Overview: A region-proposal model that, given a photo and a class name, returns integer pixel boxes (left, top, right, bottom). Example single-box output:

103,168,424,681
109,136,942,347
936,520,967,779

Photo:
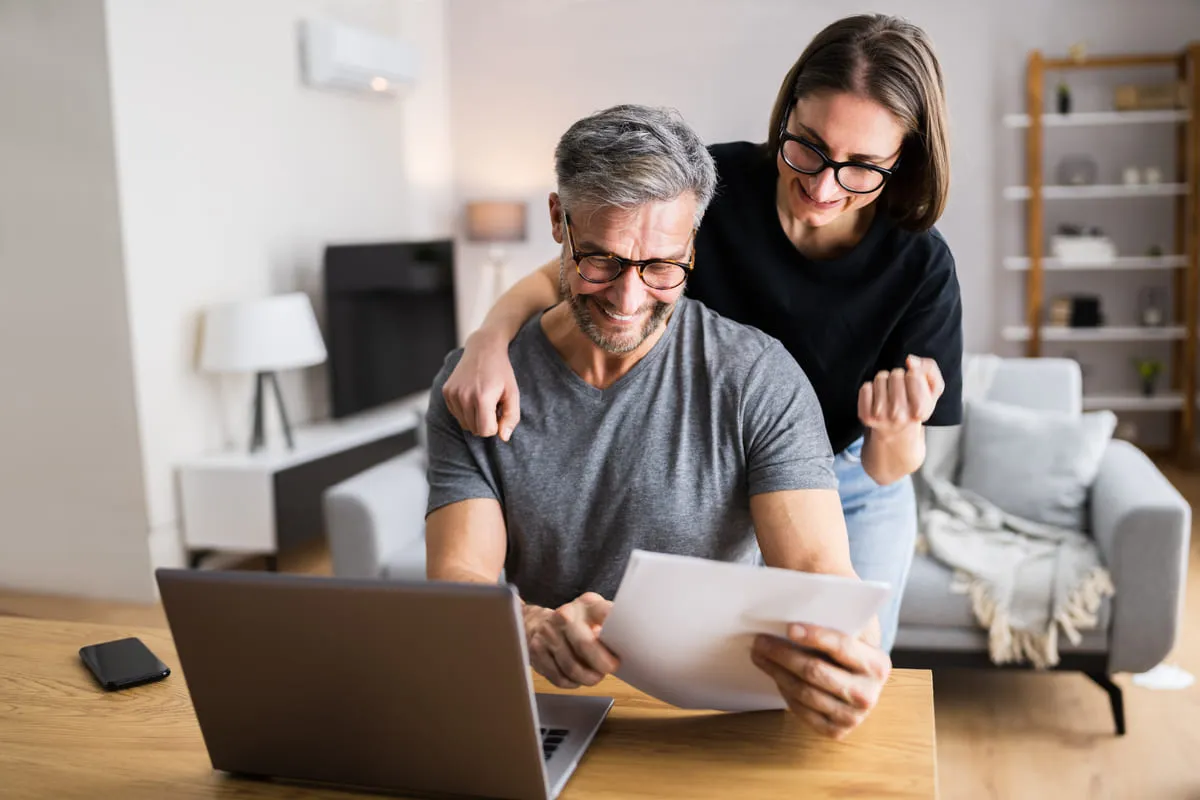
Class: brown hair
766,14,950,231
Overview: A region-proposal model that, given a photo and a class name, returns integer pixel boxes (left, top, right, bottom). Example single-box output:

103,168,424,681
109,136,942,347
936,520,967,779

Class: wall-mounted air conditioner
298,18,418,96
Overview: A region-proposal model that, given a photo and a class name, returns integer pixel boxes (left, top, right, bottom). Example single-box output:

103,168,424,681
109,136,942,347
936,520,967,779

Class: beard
559,258,674,355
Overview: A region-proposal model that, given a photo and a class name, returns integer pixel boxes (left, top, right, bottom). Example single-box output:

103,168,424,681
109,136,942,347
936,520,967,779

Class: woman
441,13,963,653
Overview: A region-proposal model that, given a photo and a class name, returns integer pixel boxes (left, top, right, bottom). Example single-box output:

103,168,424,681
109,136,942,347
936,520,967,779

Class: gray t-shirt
425,297,835,609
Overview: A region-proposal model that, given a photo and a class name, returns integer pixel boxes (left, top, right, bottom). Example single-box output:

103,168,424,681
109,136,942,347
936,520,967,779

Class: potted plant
1133,357,1163,396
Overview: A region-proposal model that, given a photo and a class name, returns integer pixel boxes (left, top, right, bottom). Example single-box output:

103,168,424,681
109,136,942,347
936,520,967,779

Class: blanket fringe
952,567,1115,669
1055,567,1116,646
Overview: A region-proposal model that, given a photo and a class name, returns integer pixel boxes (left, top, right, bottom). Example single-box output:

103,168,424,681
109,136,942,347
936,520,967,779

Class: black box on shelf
1069,295,1102,327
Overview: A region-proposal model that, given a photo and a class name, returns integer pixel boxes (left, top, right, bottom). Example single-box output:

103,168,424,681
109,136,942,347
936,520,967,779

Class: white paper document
598,550,891,712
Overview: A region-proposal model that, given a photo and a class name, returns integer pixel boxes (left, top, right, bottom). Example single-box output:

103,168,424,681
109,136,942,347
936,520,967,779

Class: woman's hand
442,330,522,441
857,355,944,436
752,623,891,740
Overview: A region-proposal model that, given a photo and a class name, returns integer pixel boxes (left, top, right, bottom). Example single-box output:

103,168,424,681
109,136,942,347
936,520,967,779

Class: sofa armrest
323,448,429,580
1090,440,1191,673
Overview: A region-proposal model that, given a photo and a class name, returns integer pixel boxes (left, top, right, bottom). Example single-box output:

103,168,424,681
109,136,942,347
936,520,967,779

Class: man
425,105,890,740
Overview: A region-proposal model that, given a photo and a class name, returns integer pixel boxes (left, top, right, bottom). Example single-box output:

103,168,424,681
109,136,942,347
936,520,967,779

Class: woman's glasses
778,118,899,194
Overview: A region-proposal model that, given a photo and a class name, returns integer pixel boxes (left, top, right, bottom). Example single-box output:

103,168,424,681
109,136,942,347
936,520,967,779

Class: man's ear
548,193,564,244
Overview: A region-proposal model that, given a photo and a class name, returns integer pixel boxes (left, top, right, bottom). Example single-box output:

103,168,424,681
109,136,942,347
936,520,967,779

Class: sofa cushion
898,552,1112,631
958,399,1116,531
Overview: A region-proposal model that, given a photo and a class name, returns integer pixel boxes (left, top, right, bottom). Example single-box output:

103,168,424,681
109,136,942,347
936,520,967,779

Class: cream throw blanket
914,354,1115,668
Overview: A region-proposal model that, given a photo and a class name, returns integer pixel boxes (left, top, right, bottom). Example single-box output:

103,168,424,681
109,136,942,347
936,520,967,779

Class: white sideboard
178,392,429,568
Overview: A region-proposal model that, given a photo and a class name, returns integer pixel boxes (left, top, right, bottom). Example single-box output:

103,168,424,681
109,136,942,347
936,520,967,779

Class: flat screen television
323,239,458,419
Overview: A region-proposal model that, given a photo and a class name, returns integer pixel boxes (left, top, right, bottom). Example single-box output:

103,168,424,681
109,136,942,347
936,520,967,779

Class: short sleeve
424,351,503,516
741,341,838,495
886,241,964,426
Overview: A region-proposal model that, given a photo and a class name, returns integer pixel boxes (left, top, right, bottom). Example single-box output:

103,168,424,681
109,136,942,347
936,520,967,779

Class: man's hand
442,330,521,441
751,623,891,740
857,355,945,437
524,593,620,689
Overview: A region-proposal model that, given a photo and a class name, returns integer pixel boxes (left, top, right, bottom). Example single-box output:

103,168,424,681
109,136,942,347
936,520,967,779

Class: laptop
155,569,613,800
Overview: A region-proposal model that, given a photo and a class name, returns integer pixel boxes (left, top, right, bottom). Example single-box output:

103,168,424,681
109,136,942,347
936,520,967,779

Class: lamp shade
464,200,527,243
200,292,327,373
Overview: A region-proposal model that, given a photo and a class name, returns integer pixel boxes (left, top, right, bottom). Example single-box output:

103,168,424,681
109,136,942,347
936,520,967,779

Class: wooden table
0,616,937,799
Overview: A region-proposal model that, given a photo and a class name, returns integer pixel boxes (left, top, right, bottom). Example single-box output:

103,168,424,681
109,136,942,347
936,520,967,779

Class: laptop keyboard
540,727,569,761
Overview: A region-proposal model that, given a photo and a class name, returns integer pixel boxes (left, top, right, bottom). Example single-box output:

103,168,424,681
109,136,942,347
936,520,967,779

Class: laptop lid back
156,569,549,800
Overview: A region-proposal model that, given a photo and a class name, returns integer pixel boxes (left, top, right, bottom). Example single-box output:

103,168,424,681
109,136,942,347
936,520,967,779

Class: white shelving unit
1082,393,1186,412
1001,46,1199,460
1001,325,1187,343
1003,109,1191,128
1002,183,1188,200
1003,255,1187,271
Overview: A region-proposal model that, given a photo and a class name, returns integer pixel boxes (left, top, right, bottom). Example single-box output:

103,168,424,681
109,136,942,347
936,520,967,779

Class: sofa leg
1084,672,1126,736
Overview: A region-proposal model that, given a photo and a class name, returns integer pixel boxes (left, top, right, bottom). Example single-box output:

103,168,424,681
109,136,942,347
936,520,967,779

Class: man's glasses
778,118,899,194
563,214,695,291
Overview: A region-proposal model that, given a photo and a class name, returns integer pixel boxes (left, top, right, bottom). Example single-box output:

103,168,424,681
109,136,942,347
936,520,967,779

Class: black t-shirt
690,141,964,455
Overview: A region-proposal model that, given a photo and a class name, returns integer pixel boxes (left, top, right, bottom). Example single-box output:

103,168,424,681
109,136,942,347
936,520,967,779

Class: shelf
1001,325,1186,342
177,390,430,471
1003,183,1188,200
1003,110,1191,128
1083,393,1184,412
1006,46,1198,462
1003,255,1188,271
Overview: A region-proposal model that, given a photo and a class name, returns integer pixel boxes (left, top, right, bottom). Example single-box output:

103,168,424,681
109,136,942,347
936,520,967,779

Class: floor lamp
465,200,527,328
200,292,328,453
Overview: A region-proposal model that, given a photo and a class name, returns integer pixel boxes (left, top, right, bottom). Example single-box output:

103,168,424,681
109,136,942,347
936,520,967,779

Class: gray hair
554,105,717,227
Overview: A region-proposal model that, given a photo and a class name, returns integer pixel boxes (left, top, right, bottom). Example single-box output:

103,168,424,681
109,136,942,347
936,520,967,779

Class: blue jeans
836,437,916,654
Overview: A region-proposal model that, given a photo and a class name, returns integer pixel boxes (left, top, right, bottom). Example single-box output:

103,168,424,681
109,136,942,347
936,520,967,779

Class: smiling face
776,91,906,229
549,193,695,355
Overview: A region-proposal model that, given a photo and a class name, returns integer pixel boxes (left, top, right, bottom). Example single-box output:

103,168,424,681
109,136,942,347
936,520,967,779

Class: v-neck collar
530,299,689,401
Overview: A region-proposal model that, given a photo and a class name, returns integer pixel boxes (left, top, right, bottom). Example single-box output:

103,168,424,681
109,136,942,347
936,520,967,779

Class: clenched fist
857,355,945,436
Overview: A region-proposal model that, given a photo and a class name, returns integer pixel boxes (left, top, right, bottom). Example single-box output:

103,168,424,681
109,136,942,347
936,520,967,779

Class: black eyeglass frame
562,213,696,290
777,108,900,195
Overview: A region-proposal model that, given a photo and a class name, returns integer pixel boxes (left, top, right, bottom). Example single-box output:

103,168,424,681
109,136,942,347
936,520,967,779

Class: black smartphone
79,637,171,691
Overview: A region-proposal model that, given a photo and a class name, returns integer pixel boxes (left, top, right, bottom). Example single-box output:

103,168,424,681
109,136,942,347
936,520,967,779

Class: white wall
446,0,1200,365
0,1,154,601
446,0,995,350
104,0,455,567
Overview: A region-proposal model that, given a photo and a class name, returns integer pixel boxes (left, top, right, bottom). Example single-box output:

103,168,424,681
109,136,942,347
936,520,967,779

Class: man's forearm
424,499,508,585
429,561,549,629
861,424,926,485
748,489,882,649
427,563,499,585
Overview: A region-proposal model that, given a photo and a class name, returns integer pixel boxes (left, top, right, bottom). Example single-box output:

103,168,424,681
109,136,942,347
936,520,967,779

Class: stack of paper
598,550,891,712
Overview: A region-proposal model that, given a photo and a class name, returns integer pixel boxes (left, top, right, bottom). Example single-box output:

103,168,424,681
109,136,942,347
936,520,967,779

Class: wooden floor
2,475,1199,800
935,461,1200,800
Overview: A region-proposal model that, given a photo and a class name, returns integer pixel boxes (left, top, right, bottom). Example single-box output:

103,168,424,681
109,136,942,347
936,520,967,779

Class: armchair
892,357,1191,735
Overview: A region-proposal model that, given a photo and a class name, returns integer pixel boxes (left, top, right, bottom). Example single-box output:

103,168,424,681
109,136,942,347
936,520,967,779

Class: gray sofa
323,357,1191,734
